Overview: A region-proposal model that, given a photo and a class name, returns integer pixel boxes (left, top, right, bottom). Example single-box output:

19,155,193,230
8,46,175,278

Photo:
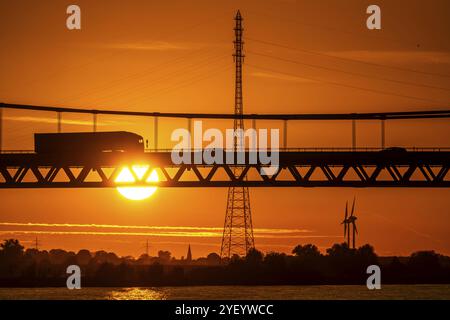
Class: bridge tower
220,11,255,258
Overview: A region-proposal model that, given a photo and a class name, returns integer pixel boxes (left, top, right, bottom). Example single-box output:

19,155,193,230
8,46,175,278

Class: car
380,147,408,153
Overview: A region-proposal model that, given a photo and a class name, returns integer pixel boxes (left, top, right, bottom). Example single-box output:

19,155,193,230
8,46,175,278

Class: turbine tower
220,10,255,258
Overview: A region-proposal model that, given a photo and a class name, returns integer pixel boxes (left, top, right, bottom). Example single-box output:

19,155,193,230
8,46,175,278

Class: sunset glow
0,0,449,259
115,165,159,200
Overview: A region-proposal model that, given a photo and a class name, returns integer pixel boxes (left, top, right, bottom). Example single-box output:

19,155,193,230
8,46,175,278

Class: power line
248,50,450,92
62,48,230,105
244,8,421,49
245,37,450,79
60,49,208,104
87,53,229,106
246,63,447,105
127,64,232,105
122,57,231,104
15,10,235,91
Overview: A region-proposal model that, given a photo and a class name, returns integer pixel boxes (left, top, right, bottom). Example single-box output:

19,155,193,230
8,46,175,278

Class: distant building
186,244,192,262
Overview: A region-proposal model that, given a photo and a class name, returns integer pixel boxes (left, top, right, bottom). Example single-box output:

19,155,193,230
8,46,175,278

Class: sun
115,165,159,200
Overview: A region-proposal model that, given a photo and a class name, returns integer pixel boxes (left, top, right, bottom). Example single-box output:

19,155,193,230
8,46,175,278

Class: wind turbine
341,201,350,246
348,198,358,249
341,198,358,249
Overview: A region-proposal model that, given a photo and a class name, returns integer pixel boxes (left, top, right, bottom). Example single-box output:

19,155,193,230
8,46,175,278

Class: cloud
0,222,332,239
0,222,312,233
250,71,317,83
0,230,340,240
0,230,221,238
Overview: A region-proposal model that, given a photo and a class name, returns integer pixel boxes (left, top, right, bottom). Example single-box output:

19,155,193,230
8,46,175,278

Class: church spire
186,244,192,262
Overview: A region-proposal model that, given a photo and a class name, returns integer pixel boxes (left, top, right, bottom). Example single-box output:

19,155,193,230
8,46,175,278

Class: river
0,285,449,300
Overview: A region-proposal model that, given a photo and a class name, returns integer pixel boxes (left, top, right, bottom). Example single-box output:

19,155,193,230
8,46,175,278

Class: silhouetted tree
0,239,449,287
206,253,221,265
264,252,287,283
385,257,407,283
0,239,25,278
408,250,442,282
76,249,92,265
49,249,69,265
95,262,116,285
0,239,24,258
158,250,171,263
145,262,164,285
325,243,359,282
245,248,263,265
355,244,378,267
292,244,321,259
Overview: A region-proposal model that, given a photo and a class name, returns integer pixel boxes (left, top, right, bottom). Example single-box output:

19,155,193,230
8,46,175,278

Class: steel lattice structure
0,150,449,188
220,11,255,259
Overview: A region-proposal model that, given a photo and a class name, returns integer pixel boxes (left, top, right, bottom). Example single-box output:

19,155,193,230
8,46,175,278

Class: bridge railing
1,103,449,152
1,147,450,154
144,147,450,152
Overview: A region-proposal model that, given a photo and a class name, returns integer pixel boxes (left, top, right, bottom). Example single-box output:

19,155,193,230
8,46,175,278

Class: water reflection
0,285,449,300
109,288,167,300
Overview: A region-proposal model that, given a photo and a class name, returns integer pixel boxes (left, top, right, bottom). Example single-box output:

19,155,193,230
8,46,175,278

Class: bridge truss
0,150,449,188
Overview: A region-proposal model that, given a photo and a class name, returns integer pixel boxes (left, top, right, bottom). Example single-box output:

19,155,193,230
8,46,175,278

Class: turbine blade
351,197,356,217
353,222,358,234
345,201,348,220
344,223,347,237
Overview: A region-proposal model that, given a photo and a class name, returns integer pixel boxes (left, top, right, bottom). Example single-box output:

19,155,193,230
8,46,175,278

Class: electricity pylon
220,10,255,258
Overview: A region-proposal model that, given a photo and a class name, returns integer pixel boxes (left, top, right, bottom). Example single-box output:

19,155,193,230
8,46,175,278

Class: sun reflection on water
109,288,167,300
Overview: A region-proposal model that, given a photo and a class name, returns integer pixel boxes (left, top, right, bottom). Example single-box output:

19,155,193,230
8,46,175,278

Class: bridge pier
352,119,356,150
188,118,192,133
154,116,159,150
187,118,193,150
283,119,288,149
93,113,97,132
57,112,62,133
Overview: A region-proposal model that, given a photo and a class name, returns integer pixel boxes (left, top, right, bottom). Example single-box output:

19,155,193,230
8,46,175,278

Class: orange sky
0,0,449,258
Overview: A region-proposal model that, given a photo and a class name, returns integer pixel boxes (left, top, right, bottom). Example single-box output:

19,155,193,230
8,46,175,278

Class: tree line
0,239,449,286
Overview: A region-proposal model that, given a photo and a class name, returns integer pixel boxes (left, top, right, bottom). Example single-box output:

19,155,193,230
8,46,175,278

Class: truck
34,131,145,154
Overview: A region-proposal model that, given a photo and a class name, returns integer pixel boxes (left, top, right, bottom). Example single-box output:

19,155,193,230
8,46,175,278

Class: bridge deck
0,151,449,188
